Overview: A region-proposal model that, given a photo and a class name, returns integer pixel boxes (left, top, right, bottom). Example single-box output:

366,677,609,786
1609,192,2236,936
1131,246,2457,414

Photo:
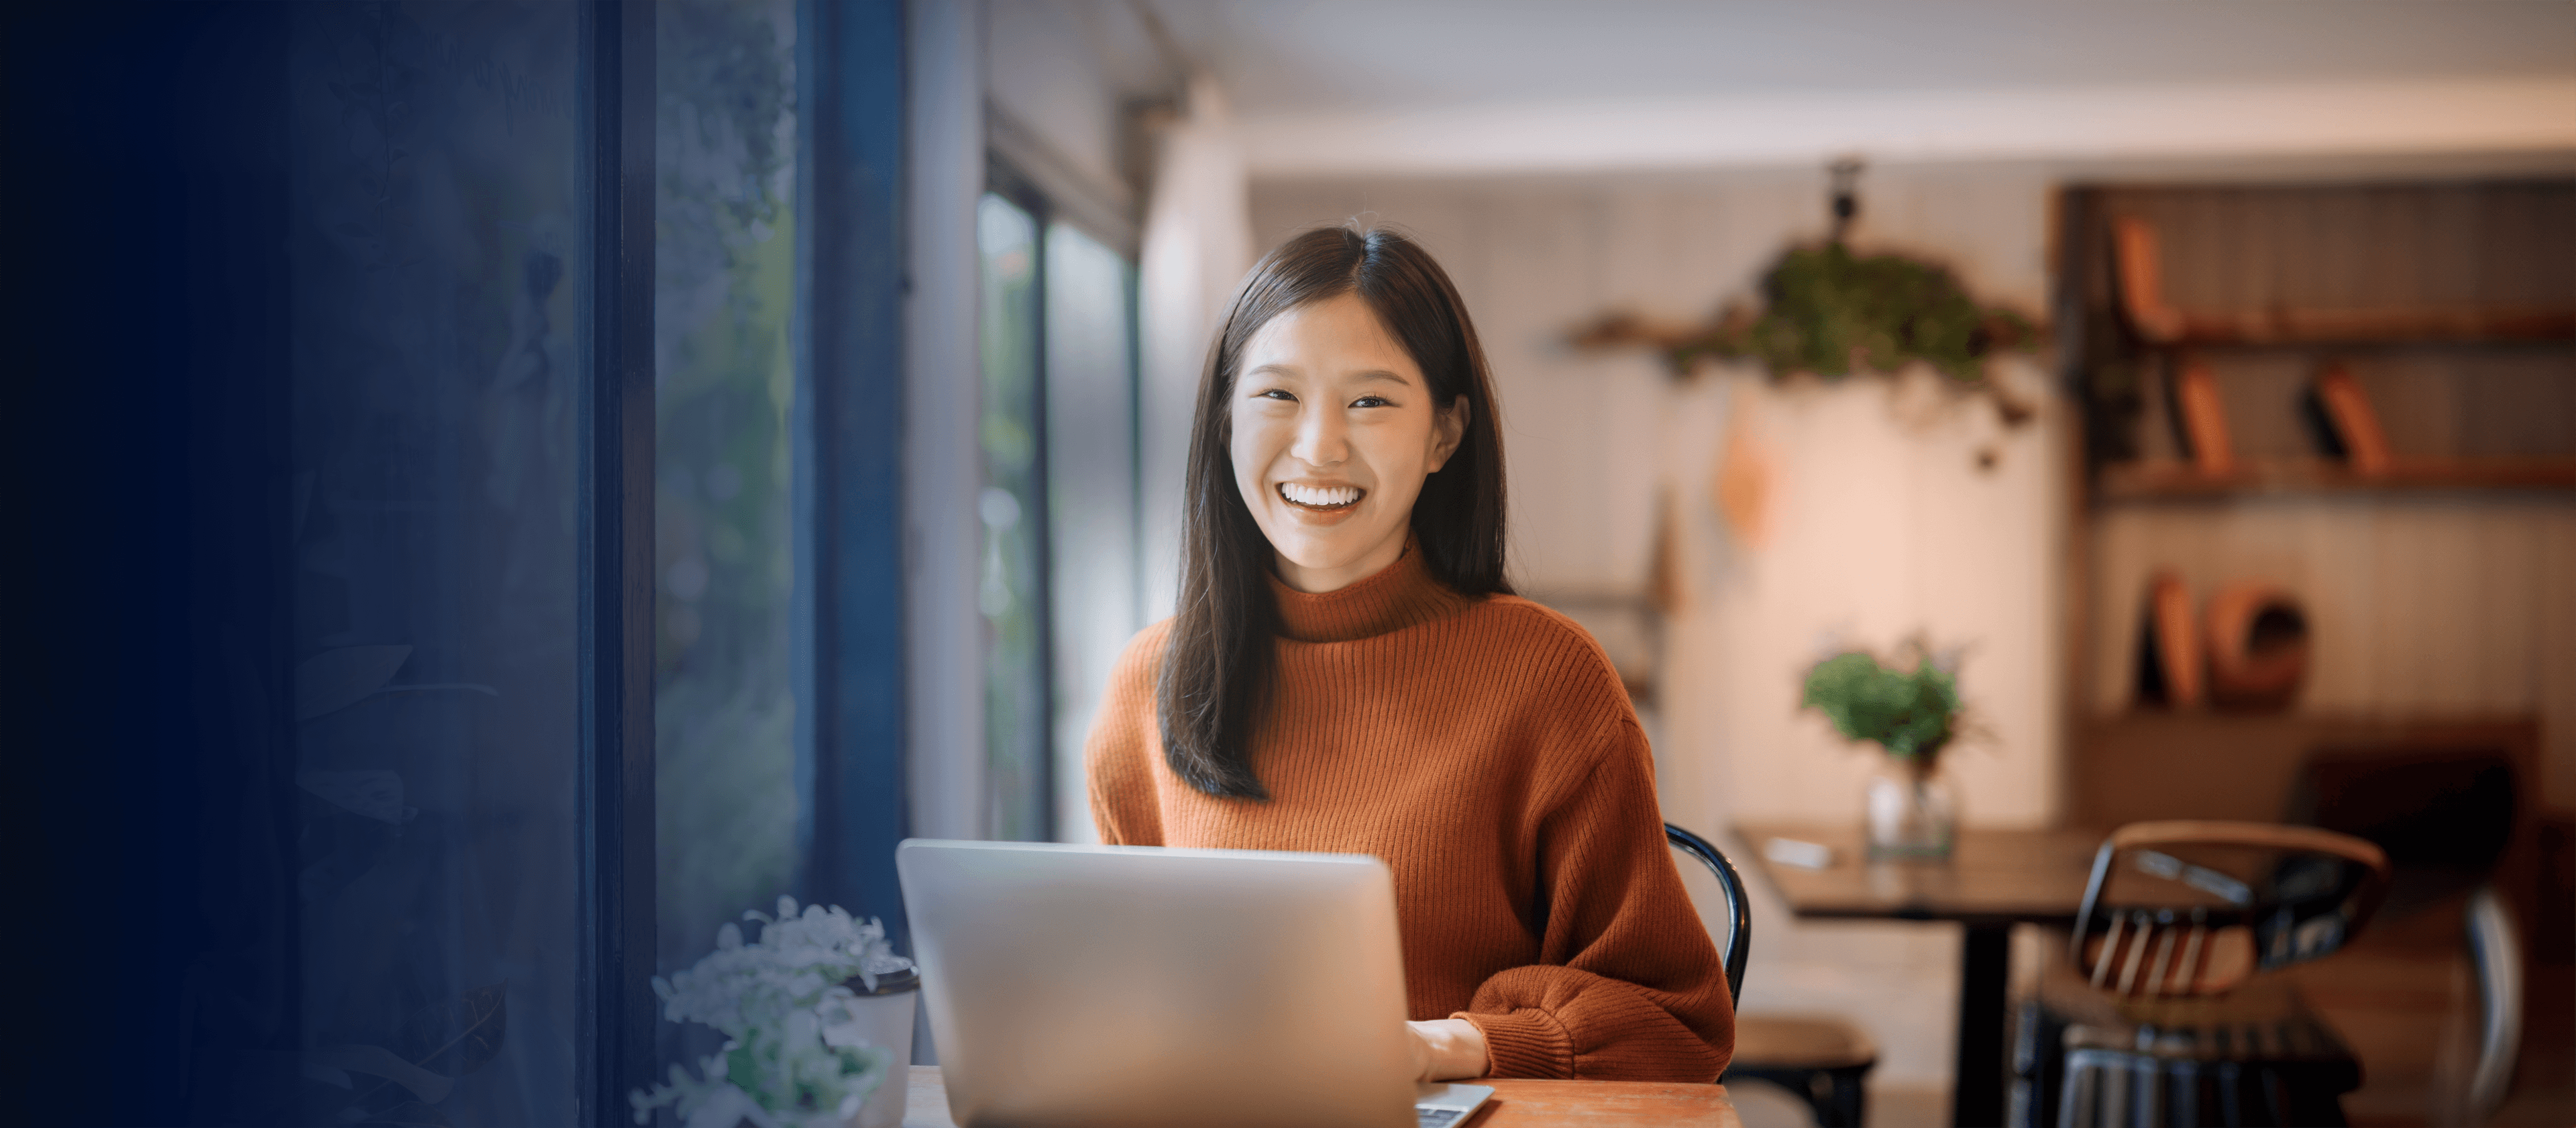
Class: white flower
631,896,911,1127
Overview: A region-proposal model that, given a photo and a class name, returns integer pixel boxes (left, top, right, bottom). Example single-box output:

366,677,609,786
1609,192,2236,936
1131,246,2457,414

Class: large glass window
977,184,1143,845
976,193,1051,841
1044,224,1141,843
651,0,802,1088
284,4,585,1122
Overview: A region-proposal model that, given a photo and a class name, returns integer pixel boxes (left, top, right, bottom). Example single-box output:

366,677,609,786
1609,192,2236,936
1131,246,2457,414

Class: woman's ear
1427,395,1470,472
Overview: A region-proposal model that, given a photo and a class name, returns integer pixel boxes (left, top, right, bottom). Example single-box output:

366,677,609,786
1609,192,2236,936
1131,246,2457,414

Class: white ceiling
1153,1,2576,114
1126,1,2576,173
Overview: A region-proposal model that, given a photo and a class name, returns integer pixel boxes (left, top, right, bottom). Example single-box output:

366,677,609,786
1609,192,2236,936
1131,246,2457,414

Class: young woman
1085,225,1733,1083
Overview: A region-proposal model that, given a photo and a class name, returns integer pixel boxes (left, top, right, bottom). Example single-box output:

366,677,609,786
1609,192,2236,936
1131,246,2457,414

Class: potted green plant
631,898,916,1128
1801,644,1965,860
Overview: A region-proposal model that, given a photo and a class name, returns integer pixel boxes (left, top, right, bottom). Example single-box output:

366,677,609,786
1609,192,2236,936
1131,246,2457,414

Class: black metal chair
1665,823,1750,1002
2029,821,2392,1128
1667,824,1876,1128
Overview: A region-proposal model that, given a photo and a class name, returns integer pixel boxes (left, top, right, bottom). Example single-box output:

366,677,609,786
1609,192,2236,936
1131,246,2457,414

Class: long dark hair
1158,224,1512,799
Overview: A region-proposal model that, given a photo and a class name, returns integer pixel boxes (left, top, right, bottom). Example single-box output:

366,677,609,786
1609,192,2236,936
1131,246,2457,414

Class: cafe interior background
1044,5,2575,1125
11,1,2572,1126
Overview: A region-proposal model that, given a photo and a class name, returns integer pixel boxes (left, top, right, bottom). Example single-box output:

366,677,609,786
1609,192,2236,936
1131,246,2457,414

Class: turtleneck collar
1269,538,1474,643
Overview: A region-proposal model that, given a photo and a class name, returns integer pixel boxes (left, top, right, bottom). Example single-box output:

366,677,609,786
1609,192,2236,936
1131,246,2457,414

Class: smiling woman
1232,292,1469,593
1160,226,1509,800
1085,224,1735,1086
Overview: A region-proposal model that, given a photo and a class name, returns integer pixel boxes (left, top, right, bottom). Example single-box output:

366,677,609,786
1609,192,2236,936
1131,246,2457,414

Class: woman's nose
1289,405,1348,467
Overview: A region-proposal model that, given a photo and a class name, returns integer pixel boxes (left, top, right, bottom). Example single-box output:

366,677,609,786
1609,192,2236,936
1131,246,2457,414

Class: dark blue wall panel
4,6,294,1124
798,0,914,948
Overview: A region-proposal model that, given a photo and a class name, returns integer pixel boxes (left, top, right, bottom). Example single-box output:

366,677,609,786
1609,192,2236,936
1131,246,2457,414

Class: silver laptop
897,839,1494,1128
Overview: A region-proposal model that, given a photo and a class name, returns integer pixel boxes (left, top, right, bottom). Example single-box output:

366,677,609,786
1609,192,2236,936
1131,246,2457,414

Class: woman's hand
1405,1018,1490,1082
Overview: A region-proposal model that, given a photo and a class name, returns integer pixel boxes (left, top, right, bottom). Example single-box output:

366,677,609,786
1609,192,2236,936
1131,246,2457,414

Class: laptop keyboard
1415,1108,1466,1127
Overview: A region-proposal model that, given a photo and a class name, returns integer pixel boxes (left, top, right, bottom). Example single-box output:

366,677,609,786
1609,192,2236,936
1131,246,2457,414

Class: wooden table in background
901,1065,1743,1127
1732,822,2106,1128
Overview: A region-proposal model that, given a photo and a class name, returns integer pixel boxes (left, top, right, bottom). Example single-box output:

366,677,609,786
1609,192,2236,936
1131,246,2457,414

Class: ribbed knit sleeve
1453,720,1735,1082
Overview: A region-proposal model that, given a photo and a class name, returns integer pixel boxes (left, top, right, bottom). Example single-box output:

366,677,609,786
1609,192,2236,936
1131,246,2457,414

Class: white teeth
1280,482,1360,507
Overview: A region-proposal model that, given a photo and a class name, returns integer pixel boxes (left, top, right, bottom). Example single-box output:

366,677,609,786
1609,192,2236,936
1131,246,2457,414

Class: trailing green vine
1574,158,2044,443
1579,242,2037,389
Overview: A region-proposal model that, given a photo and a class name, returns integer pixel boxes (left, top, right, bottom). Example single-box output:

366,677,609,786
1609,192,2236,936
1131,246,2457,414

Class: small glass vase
1864,757,1956,860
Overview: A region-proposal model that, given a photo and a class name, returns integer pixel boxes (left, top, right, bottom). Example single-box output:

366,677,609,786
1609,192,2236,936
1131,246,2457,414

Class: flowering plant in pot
1801,642,1966,860
631,897,916,1128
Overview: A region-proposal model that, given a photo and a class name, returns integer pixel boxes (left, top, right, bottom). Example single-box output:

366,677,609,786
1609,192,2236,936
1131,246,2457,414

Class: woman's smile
1277,481,1365,516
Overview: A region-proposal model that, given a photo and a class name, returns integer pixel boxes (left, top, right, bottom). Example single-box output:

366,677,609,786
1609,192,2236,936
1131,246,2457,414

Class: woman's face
1230,292,1466,594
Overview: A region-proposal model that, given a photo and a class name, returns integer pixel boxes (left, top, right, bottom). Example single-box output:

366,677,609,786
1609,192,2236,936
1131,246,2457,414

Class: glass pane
285,4,583,1123
1043,223,1140,843
977,193,1049,841
652,0,801,1082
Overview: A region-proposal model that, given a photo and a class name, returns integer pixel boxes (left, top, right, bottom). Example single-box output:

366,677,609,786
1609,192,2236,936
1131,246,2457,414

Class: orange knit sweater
1084,546,1735,1082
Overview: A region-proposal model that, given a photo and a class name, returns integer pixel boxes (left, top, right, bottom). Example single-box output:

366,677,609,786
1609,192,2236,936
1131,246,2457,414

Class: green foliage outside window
654,0,800,978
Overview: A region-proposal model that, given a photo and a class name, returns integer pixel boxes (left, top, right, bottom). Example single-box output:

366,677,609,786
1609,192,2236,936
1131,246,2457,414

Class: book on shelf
2111,215,2187,344
2106,213,2575,346
2167,357,2235,476
2304,362,2393,476
2137,570,2203,709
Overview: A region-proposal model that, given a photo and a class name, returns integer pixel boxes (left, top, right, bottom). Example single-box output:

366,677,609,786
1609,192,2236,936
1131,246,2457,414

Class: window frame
578,0,661,1117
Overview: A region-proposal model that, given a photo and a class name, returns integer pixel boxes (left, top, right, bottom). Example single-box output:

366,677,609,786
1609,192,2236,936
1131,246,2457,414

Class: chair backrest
2070,820,2390,999
1664,823,1749,1004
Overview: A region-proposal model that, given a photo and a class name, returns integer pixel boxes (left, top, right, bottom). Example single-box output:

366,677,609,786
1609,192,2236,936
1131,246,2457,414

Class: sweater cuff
1454,1009,1572,1080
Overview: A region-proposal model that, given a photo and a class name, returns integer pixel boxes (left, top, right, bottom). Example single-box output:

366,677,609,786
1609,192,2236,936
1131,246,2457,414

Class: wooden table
1733,823,2106,1128
900,1065,1742,1127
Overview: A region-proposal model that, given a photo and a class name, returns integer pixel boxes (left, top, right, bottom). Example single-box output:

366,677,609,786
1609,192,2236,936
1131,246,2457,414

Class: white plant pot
845,984,916,1128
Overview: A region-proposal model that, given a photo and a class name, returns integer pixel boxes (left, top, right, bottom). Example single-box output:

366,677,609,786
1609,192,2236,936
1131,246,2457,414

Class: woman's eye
1254,389,1295,401
1350,395,1391,409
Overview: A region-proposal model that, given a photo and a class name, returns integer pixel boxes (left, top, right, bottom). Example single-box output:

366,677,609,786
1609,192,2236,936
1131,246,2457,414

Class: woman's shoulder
1109,618,1175,693
1087,621,1174,773
1457,593,1635,712
1432,595,1646,789
1466,593,1612,655
1471,592,1584,632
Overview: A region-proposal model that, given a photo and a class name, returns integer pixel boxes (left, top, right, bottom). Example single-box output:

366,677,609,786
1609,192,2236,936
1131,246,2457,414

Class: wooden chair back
2069,820,2390,999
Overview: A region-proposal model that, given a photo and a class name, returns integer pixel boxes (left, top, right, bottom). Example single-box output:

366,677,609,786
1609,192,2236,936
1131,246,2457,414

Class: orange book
2310,363,2392,476
2171,358,2234,476
2112,216,2188,343
2140,570,2203,709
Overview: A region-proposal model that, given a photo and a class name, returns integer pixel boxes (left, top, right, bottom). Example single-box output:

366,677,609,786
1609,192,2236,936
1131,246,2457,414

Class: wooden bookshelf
2063,181,2576,1127
2096,455,2576,502
2132,316,2576,348
2111,215,2576,349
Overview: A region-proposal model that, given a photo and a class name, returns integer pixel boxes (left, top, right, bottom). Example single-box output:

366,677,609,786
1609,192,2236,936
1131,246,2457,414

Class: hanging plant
1576,244,2037,409
1572,162,2042,429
